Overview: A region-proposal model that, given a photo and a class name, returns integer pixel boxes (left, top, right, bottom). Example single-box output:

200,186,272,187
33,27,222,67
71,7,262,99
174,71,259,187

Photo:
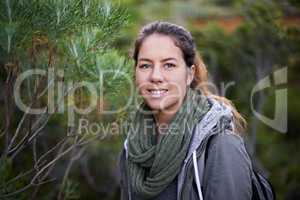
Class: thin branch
0,169,34,189
34,138,67,170
8,86,73,159
0,177,56,198
0,184,32,198
7,78,55,152
57,146,86,200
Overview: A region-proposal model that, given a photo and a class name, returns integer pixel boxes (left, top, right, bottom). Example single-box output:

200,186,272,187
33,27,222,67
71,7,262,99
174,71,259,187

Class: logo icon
250,67,287,133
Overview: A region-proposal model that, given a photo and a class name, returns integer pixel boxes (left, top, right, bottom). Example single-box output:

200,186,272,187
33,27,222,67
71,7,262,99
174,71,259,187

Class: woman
118,21,252,200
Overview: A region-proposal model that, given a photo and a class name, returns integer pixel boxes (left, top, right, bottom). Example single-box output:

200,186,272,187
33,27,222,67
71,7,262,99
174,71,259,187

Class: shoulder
209,131,244,149
188,96,238,157
199,96,236,133
202,131,253,199
206,130,252,168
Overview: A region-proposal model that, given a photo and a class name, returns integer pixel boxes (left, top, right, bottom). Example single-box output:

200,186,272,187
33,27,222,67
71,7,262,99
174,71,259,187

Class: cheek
168,73,189,90
134,70,143,86
135,72,148,93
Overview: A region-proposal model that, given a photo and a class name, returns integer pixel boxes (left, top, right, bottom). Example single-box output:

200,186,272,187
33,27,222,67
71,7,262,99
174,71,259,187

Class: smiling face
135,33,195,113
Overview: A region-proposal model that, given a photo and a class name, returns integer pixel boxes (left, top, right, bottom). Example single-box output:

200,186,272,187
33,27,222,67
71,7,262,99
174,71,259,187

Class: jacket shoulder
202,131,253,199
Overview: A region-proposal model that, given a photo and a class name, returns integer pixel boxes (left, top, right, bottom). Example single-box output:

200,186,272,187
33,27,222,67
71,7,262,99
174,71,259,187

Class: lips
147,89,168,98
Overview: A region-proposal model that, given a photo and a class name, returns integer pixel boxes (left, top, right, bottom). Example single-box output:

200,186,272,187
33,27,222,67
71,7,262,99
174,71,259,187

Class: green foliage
60,179,81,200
0,0,131,199
0,157,12,183
0,0,128,53
0,157,27,199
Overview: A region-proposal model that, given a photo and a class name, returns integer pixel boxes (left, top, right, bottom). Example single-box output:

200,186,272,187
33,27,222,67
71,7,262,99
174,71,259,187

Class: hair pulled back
132,21,247,134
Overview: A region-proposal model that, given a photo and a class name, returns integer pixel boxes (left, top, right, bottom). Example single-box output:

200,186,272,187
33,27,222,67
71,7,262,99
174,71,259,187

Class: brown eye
164,63,176,69
139,64,151,69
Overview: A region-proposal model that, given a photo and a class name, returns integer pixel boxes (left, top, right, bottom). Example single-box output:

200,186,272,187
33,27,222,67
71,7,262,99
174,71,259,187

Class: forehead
138,34,183,61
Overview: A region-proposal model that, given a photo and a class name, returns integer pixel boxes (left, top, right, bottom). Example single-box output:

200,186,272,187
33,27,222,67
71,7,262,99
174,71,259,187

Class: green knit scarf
126,88,211,199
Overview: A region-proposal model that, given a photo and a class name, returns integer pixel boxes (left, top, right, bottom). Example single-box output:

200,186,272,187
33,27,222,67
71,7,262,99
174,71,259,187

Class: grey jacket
117,97,253,200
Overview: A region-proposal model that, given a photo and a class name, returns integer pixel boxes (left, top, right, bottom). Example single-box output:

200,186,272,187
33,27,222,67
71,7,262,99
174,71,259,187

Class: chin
144,99,162,111
144,98,179,112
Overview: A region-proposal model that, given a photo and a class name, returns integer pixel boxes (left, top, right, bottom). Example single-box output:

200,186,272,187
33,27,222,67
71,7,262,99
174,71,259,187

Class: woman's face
135,34,194,113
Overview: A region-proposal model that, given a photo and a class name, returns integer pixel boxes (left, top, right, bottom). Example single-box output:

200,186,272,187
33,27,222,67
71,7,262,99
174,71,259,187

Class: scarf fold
126,88,210,199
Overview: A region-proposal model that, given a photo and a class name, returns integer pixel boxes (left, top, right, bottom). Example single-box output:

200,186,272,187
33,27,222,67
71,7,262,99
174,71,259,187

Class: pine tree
0,0,131,199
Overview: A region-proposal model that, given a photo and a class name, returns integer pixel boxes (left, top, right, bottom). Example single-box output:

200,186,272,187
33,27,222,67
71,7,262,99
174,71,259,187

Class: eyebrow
138,57,177,62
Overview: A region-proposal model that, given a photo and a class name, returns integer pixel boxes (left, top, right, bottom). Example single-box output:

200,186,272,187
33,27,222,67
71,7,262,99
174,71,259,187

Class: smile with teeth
147,89,168,97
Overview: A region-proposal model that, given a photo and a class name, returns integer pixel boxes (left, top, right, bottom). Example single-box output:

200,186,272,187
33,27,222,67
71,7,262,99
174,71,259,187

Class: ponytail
191,52,247,134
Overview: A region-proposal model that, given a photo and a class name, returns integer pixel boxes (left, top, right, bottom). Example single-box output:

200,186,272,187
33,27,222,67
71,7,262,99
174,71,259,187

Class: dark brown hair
132,21,247,134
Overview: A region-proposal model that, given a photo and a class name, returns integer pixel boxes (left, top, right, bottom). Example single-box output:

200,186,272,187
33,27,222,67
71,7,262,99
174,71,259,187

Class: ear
187,65,195,86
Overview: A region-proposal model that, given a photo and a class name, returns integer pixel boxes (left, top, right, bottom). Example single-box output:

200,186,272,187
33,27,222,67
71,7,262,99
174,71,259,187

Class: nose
150,65,163,83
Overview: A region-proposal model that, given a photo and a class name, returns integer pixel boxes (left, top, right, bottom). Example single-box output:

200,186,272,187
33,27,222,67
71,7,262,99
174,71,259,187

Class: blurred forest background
0,0,299,199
